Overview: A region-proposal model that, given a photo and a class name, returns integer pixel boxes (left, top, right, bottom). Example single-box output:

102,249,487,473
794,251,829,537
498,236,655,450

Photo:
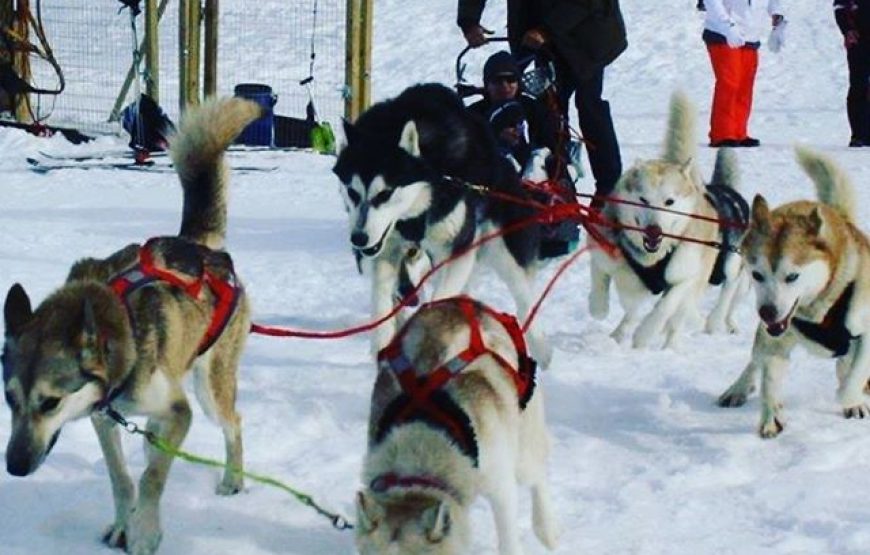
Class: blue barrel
234,83,278,146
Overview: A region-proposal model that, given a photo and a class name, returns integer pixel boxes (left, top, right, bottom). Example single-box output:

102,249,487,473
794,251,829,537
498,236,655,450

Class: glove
725,24,744,48
768,19,787,53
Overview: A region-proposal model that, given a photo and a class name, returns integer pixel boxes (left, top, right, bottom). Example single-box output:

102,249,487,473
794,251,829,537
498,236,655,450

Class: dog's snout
6,444,34,477
758,304,777,324
351,231,369,248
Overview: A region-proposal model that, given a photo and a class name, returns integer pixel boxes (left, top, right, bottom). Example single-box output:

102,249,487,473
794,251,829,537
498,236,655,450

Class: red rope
522,244,590,333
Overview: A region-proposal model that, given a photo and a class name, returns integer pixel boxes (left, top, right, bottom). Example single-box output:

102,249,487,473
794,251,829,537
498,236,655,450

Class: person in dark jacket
467,51,559,169
835,0,870,147
458,0,627,206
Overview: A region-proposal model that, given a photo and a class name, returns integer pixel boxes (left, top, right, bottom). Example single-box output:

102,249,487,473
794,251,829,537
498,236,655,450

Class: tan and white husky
718,146,870,438
2,97,259,554
355,297,558,555
589,92,748,348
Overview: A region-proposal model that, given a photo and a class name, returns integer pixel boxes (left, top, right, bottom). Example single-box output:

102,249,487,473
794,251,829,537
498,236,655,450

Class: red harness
374,296,537,466
108,237,242,356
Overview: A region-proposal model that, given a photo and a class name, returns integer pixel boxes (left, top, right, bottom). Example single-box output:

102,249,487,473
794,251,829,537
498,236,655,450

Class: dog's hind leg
92,413,136,549
195,332,247,495
517,392,559,550
837,339,870,418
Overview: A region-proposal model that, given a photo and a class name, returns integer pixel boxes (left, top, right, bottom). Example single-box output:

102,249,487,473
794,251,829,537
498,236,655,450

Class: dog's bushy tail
662,91,697,166
170,97,261,249
795,145,856,223
709,147,739,189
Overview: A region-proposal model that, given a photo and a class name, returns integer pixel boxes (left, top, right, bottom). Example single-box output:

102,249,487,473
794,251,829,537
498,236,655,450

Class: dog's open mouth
642,225,663,253
764,301,798,337
354,223,394,258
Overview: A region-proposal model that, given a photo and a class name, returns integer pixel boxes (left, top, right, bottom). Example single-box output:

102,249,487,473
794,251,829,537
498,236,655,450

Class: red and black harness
373,296,536,468
108,237,243,357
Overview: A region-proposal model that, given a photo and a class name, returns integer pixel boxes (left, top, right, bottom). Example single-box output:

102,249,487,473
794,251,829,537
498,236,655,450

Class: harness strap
107,238,241,356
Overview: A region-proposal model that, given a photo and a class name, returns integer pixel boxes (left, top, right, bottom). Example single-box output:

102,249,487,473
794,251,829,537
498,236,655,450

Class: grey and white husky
588,92,749,348
333,83,556,367
2,97,259,554
355,296,559,555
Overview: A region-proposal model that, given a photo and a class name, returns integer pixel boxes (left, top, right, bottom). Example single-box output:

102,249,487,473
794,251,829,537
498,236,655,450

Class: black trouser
846,40,870,142
554,61,623,198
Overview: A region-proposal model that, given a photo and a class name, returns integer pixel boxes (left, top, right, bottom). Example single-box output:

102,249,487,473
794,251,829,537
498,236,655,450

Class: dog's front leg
126,395,192,555
706,257,746,334
633,279,696,349
369,254,401,354
759,353,789,438
92,413,136,549
588,252,612,320
484,471,524,555
838,337,870,418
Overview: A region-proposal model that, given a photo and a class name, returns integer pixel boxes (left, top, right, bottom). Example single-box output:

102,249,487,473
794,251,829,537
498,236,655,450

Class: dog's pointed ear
79,298,107,382
680,157,694,176
4,283,33,338
808,206,827,237
340,118,355,152
424,500,452,543
398,120,421,157
355,490,382,533
750,194,771,233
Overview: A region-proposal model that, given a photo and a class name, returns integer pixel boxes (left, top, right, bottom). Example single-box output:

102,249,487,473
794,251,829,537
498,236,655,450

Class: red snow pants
706,43,759,143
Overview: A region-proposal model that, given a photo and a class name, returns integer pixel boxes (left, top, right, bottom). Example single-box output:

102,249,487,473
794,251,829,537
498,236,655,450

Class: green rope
101,406,353,531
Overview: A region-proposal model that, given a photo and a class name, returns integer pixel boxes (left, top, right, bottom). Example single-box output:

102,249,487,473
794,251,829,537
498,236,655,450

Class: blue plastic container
234,83,278,146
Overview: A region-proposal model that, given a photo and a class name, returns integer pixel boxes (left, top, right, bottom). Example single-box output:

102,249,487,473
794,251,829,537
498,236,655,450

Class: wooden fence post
345,0,372,122
204,0,218,98
145,0,159,100
187,0,201,106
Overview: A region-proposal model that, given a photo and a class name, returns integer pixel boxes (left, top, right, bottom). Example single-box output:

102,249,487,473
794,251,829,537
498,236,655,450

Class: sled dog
355,296,558,555
588,92,749,348
333,83,555,366
718,147,870,438
2,97,259,554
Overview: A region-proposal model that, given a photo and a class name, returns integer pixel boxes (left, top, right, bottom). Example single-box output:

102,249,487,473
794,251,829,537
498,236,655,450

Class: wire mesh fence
1,0,347,141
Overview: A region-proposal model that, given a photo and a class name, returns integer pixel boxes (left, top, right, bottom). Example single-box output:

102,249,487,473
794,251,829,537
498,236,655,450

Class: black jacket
467,92,559,156
834,0,870,37
458,0,628,81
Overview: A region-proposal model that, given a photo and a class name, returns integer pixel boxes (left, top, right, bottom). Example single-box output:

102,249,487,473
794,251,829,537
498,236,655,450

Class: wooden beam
145,0,159,100
187,0,201,106
359,0,373,116
12,0,31,122
203,0,218,97
344,0,362,121
178,0,190,112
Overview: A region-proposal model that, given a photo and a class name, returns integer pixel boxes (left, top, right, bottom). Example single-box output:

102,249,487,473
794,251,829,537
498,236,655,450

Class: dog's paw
125,507,162,555
631,325,655,349
102,524,127,550
726,318,740,334
216,475,244,496
759,416,784,439
717,383,755,408
843,404,870,419
610,326,629,344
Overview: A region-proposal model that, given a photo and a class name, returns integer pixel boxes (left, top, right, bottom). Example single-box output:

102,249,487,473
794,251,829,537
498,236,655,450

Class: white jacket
704,0,784,44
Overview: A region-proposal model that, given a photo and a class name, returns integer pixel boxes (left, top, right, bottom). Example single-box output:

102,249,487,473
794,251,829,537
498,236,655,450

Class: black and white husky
333,83,553,366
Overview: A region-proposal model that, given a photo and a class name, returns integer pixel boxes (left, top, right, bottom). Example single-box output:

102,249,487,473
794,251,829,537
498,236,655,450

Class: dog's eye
346,188,361,205
371,190,393,207
39,396,61,414
751,271,764,282
639,196,650,205
784,273,799,284
664,198,674,207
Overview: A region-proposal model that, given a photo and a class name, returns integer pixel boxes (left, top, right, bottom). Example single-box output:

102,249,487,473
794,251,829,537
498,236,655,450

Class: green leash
100,406,353,531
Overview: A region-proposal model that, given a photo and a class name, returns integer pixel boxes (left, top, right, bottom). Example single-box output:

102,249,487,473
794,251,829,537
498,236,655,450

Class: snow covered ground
1,1,869,554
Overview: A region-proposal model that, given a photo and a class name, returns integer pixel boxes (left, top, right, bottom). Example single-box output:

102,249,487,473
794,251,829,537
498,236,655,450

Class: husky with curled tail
718,147,870,438
2,97,259,554
588,91,749,348
355,297,559,555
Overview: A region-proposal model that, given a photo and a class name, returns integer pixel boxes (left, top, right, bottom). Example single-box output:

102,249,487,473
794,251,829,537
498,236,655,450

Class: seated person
469,51,580,259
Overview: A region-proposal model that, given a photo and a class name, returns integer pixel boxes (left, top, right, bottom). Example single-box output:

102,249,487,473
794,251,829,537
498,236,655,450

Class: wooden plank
145,0,159,100
203,0,219,97
344,0,362,121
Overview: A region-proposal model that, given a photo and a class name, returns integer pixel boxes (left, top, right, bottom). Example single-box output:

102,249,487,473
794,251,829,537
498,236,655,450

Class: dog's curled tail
795,145,857,223
662,90,697,166
709,147,740,189
170,96,262,249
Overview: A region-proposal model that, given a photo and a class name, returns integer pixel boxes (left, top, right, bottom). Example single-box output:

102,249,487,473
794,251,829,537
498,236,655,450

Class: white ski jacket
703,0,784,44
